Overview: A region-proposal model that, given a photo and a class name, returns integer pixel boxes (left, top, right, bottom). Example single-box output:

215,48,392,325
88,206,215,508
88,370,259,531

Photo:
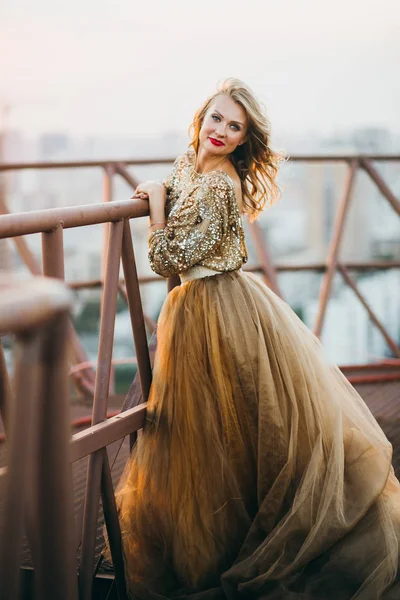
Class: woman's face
199,94,247,156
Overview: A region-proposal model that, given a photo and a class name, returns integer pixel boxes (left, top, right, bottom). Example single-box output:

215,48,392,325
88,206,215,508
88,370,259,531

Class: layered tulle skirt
115,270,400,599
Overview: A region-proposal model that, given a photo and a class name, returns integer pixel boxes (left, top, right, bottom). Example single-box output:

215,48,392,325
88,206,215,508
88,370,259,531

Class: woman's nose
214,126,226,137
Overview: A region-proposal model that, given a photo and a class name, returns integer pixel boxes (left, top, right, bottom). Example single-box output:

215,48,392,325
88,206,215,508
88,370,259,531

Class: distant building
38,133,70,158
2,127,398,364
300,127,398,263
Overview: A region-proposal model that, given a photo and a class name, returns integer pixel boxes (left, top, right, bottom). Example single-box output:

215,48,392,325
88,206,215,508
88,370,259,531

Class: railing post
102,165,114,281
79,219,123,600
42,224,65,279
102,165,116,395
0,278,77,600
0,332,40,600
0,341,12,435
36,229,78,598
167,274,181,293
41,224,97,396
313,159,358,338
32,313,79,600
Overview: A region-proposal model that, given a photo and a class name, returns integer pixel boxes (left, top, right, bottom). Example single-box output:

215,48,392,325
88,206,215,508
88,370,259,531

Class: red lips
209,137,225,147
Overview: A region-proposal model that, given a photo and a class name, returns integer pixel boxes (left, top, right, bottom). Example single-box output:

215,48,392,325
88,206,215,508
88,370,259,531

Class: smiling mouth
209,137,225,146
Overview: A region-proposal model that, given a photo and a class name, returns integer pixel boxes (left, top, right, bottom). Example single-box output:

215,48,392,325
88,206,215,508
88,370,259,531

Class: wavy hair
189,78,287,221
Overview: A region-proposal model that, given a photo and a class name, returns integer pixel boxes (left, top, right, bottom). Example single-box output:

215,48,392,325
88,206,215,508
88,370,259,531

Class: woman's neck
195,147,230,175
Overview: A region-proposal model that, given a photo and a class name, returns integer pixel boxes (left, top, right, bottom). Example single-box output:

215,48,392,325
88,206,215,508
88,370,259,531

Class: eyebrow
213,109,244,127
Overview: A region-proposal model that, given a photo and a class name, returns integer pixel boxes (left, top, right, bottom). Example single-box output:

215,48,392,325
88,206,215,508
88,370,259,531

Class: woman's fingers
130,192,149,199
131,181,159,199
134,185,148,196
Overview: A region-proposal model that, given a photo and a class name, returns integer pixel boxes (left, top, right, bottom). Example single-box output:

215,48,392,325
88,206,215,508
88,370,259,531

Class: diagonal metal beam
313,159,359,338
115,163,140,190
100,452,127,599
360,158,400,217
338,263,400,358
121,221,152,403
248,220,281,297
121,219,152,448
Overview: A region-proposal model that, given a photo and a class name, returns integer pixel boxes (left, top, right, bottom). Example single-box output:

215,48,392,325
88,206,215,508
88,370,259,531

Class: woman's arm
148,174,232,278
133,182,166,227
132,155,184,231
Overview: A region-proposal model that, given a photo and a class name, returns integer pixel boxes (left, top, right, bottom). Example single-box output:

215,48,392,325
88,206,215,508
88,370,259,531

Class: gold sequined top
148,150,248,278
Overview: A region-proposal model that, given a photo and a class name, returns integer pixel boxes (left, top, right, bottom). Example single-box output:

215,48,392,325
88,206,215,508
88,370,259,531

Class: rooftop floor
1,367,399,577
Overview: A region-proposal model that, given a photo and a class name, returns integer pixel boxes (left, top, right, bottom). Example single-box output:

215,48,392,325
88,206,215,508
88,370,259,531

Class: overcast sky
1,0,399,141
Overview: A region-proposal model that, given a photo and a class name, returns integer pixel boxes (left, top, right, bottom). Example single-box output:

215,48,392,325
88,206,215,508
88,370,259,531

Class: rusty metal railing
0,153,399,366
0,153,398,598
0,197,153,599
0,277,77,600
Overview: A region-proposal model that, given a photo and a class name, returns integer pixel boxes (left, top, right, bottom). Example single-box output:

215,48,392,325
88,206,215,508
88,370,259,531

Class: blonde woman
116,78,400,599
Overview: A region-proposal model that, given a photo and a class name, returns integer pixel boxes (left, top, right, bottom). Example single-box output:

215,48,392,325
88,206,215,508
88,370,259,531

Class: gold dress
116,150,400,599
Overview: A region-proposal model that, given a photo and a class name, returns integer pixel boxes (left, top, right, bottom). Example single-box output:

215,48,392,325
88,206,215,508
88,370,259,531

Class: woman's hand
131,181,167,225
131,181,165,201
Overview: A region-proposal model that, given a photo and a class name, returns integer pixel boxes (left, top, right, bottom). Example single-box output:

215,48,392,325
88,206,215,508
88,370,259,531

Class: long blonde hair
189,78,287,221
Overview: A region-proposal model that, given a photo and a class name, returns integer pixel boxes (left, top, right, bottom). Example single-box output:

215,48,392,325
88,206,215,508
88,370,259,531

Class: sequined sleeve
162,155,180,194
148,174,232,278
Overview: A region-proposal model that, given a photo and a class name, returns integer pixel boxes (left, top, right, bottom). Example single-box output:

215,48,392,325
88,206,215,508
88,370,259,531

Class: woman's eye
211,114,239,131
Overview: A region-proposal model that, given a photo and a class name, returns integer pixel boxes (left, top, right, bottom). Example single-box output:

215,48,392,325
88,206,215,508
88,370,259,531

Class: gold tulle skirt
115,270,400,599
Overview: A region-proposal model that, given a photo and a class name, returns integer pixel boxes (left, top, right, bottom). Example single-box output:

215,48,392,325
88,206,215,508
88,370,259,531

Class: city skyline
2,0,400,140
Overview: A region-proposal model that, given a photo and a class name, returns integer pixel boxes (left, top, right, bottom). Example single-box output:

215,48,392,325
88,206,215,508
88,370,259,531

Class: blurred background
1,0,399,375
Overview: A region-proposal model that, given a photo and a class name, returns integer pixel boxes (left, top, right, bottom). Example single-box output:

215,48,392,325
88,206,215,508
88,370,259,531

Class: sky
1,0,400,141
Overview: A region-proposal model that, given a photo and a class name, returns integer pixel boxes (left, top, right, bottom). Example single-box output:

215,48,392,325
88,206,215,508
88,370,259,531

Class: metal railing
0,277,77,599
0,199,153,599
0,153,398,599
0,154,400,356
0,153,399,364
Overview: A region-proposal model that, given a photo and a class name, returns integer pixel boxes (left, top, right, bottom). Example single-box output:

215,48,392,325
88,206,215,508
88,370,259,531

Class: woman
116,78,400,599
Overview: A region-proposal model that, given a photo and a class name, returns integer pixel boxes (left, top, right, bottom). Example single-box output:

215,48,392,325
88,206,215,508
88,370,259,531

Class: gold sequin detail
148,150,248,278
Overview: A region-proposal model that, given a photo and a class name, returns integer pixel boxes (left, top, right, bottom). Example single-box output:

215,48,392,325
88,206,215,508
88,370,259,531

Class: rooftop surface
1,365,398,577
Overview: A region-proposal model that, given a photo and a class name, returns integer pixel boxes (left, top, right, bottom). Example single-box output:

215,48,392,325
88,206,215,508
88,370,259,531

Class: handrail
0,153,399,351
0,277,73,334
0,152,399,173
0,152,398,599
0,197,148,238
0,157,175,171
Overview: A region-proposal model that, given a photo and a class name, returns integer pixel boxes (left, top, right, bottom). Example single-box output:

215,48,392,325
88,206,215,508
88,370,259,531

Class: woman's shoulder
172,149,243,212
165,151,193,190
203,170,244,213
172,149,195,171
203,169,235,196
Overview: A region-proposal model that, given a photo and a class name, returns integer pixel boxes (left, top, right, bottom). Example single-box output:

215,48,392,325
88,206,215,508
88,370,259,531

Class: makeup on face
200,95,247,154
